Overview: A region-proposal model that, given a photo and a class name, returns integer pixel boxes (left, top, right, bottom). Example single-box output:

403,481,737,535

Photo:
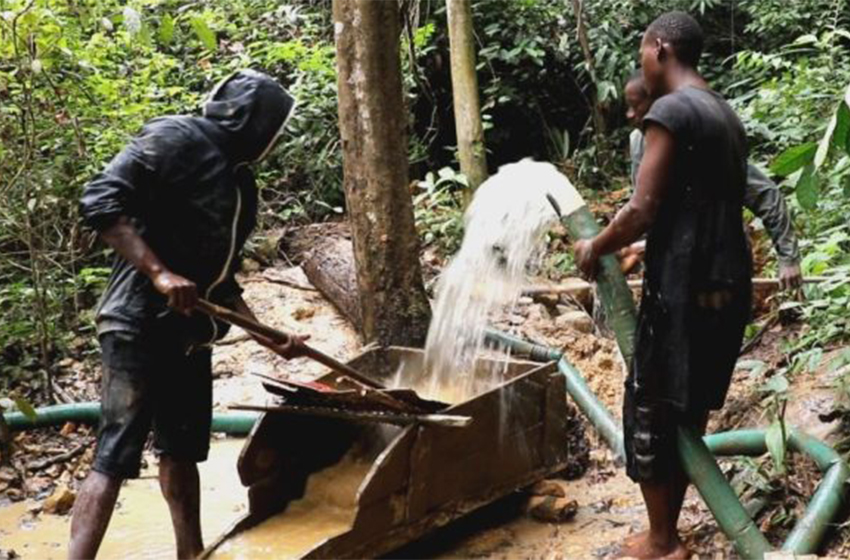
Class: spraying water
412,159,585,403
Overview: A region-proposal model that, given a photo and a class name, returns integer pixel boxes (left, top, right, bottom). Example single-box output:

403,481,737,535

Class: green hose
561,206,638,367
3,402,260,436
677,427,772,558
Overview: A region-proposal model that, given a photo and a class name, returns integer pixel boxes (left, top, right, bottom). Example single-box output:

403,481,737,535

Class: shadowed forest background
4,0,850,551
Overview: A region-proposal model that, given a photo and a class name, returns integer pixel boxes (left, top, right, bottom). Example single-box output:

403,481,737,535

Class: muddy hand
779,261,803,294
573,239,599,280
152,270,197,315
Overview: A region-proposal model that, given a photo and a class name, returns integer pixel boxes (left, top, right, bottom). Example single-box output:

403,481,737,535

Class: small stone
555,311,594,334
241,258,261,273
59,422,77,437
6,488,24,502
529,479,568,497
57,358,75,369
555,304,572,315
508,314,525,326
525,495,578,523
517,296,533,306
43,485,75,515
0,468,17,484
532,293,560,307
526,304,550,322
292,307,316,320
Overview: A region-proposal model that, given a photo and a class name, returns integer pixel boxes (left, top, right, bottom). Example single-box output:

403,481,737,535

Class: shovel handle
195,299,383,389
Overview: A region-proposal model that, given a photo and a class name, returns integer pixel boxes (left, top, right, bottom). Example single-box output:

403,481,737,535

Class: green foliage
413,167,467,255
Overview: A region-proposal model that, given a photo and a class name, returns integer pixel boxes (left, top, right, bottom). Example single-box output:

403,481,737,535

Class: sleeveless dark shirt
631,86,753,411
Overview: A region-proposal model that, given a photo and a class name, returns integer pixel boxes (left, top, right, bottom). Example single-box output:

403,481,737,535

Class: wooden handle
195,299,383,389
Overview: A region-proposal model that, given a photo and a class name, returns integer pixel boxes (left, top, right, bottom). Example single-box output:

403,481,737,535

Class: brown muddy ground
1,264,845,559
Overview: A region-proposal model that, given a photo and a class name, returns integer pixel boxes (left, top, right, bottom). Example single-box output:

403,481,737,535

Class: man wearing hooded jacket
71,70,296,559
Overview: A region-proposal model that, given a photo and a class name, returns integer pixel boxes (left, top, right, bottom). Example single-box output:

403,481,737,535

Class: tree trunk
570,0,607,153
446,0,488,191
332,0,432,347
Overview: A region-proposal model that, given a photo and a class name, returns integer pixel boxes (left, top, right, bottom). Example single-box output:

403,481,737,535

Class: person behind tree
72,69,301,559
574,12,753,559
624,70,803,291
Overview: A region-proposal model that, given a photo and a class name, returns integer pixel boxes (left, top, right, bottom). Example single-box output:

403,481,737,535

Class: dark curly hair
646,11,704,67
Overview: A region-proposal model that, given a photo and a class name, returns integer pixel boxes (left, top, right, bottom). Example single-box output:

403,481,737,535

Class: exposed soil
1,260,847,560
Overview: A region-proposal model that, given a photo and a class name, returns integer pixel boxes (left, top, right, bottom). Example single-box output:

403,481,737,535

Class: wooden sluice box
204,347,570,559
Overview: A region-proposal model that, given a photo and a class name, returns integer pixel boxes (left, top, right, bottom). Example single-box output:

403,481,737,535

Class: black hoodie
80,70,295,348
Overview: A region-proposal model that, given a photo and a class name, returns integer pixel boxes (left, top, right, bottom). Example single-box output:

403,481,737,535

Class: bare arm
100,216,197,314
574,124,675,277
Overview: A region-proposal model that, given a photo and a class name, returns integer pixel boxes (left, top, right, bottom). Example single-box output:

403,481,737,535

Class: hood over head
202,69,296,162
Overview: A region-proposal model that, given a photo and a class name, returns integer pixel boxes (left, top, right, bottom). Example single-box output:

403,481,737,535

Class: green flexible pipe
483,328,625,458
3,402,260,436
557,358,625,459
561,206,638,366
677,427,773,558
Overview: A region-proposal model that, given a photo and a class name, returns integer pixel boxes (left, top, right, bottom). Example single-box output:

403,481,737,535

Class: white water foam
409,159,585,403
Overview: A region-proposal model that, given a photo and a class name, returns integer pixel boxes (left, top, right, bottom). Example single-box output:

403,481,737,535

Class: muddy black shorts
622,383,708,483
92,330,213,479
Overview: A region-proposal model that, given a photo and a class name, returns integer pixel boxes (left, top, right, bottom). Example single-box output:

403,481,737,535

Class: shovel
195,299,471,428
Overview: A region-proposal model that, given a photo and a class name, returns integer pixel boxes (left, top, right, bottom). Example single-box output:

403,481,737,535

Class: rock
60,422,77,437
241,258,261,273
0,467,17,484
56,358,75,369
292,307,316,320
529,479,568,497
555,311,594,334
517,296,533,306
43,485,75,515
508,314,525,326
525,495,578,523
6,488,24,502
555,304,572,316
526,304,550,322
531,293,560,307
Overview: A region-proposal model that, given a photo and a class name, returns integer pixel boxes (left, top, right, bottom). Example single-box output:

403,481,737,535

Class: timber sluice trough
202,347,571,559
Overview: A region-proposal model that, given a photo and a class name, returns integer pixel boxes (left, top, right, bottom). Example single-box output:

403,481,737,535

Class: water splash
412,160,585,403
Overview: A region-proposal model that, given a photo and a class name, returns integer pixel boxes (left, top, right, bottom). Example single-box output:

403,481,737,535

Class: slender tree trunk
570,0,606,150
446,0,488,191
332,0,431,347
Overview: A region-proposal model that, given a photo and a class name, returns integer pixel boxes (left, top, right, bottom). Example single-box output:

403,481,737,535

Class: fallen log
523,276,829,298
300,235,363,331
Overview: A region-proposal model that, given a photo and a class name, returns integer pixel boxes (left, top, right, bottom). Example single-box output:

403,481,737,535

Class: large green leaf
158,14,175,45
796,163,820,210
834,103,850,151
770,142,817,176
13,397,37,421
190,16,217,51
765,419,787,474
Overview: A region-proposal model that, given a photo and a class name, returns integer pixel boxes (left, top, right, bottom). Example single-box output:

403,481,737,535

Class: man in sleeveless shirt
624,71,802,291
574,12,752,559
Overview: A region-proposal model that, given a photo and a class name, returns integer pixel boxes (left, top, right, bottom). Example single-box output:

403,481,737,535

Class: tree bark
446,0,488,191
332,0,432,347
302,236,363,330
570,0,607,148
